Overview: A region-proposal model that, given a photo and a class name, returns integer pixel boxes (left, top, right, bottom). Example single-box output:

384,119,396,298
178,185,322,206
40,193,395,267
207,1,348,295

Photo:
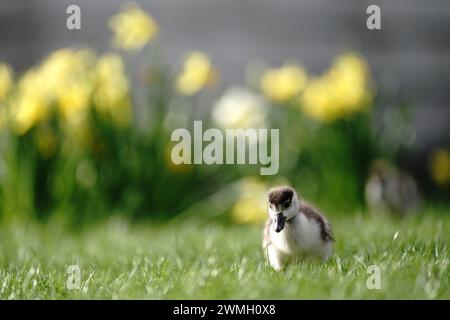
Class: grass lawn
0,210,449,299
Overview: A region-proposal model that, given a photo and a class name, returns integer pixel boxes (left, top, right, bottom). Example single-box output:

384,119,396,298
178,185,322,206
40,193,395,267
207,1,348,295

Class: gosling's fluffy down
263,186,334,271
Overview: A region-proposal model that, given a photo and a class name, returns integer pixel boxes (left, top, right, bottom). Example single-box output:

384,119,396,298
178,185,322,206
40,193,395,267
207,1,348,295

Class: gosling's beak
273,213,286,233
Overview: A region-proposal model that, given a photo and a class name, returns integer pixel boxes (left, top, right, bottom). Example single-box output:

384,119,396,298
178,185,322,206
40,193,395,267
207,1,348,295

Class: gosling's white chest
270,213,330,257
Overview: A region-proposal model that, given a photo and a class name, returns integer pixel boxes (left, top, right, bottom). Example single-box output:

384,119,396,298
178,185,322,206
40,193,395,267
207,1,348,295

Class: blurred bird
365,159,422,217
263,186,334,271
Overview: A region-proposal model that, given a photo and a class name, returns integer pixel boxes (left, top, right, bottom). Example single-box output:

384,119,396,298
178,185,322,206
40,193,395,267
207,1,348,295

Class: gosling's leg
266,245,286,271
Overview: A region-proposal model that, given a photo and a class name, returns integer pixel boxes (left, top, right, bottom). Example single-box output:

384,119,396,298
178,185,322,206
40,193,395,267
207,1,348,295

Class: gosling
263,186,334,271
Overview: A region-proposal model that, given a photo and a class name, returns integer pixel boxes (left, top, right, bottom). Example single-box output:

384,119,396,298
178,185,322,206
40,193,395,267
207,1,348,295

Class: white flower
212,87,268,129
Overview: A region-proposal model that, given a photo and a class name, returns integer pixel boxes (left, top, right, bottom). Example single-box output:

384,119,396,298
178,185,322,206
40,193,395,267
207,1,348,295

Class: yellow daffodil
327,53,372,112
301,77,336,122
40,49,94,91
300,53,372,122
13,94,51,135
429,148,450,186
58,82,92,120
260,63,307,103
10,48,95,135
12,69,52,135
52,49,95,121
0,63,14,100
231,177,268,224
94,53,131,127
109,3,158,51
176,51,217,95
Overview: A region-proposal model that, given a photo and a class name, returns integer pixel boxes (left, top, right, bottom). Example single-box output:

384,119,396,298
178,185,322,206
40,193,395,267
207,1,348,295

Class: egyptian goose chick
263,186,334,271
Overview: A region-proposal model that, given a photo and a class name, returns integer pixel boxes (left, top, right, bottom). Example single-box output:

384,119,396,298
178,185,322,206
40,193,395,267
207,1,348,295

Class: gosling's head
267,186,300,233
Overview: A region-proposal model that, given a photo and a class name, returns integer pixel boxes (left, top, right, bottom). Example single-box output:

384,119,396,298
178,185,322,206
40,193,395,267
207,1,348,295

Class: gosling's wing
300,202,334,242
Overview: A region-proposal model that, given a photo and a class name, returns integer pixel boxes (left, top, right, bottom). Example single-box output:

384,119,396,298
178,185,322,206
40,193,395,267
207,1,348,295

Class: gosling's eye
283,201,291,209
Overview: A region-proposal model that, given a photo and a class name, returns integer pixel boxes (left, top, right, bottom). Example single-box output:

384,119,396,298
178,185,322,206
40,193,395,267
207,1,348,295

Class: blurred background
0,0,449,225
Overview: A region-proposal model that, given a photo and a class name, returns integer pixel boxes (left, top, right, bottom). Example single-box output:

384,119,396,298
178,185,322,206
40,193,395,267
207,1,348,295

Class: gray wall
1,0,449,154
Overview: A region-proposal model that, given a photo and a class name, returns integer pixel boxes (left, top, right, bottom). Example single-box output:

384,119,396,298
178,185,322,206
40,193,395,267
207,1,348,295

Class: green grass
0,210,449,299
